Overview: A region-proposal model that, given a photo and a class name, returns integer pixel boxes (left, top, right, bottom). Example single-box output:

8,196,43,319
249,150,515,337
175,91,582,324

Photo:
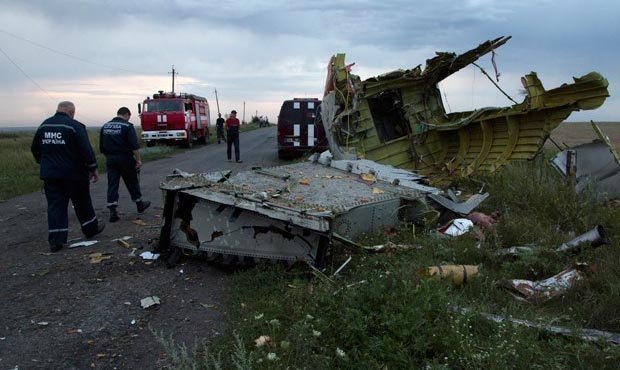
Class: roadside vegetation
158,156,620,369
0,129,172,201
0,123,269,201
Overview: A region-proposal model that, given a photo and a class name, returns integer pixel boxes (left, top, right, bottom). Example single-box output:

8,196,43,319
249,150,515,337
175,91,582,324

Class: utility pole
242,101,246,124
214,88,221,115
168,65,178,93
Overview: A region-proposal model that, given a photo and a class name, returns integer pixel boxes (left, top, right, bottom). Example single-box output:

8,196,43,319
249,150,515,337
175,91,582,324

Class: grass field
0,129,178,201
0,124,271,201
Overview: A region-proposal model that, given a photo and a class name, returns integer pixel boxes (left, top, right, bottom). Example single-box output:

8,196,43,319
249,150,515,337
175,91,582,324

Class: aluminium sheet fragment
158,158,466,265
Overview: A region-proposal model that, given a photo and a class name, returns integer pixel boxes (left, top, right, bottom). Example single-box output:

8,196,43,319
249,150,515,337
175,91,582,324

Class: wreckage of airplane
157,158,467,266
321,36,609,181
153,37,610,266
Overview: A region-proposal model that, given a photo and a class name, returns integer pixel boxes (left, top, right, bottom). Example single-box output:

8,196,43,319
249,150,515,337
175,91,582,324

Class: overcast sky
0,0,618,127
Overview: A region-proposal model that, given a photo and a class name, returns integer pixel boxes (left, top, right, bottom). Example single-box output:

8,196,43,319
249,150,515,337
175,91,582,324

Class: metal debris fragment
501,263,588,302
140,251,160,260
437,219,474,236
452,306,620,345
88,252,112,264
69,240,99,248
322,38,609,181
428,193,490,215
363,241,422,253
332,256,352,277
555,225,609,253
158,159,446,266
495,225,609,257
551,122,620,201
418,265,479,285
140,296,161,309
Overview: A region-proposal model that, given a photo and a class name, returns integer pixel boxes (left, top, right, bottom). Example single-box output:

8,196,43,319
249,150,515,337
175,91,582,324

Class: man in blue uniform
31,101,105,252
100,107,150,222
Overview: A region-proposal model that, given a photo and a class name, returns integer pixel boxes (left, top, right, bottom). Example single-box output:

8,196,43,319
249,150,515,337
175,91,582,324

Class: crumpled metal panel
321,37,609,182
159,160,443,264
551,139,620,201
501,263,588,302
428,192,490,215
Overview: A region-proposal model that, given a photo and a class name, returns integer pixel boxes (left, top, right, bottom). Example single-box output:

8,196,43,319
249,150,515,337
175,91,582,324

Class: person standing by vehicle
226,110,242,162
215,113,226,144
31,101,105,252
100,107,150,222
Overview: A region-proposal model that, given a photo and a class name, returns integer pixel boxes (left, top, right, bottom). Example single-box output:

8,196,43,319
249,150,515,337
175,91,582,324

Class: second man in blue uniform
100,107,150,222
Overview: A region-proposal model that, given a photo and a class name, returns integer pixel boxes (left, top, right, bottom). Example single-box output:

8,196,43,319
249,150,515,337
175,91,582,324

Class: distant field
548,121,620,149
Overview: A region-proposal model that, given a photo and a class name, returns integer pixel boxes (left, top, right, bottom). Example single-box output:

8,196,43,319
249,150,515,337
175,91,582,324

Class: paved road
0,126,282,369
128,125,281,210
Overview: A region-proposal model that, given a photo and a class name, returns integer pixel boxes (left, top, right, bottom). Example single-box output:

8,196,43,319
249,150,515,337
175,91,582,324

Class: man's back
31,112,95,180
100,117,139,155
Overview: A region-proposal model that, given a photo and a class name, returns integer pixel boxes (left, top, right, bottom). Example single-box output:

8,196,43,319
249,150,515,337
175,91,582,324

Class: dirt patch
0,197,230,370
0,128,281,370
547,121,620,149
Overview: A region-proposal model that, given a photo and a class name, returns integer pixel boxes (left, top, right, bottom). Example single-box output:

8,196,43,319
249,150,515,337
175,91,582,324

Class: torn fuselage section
158,159,451,266
550,122,620,201
322,36,609,182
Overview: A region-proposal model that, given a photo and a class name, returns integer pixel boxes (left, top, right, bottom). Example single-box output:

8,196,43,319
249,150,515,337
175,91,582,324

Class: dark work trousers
217,126,226,143
44,178,99,245
105,154,142,209
226,129,240,161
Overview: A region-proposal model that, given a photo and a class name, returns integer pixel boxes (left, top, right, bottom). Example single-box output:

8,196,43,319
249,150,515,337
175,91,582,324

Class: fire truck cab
139,91,211,148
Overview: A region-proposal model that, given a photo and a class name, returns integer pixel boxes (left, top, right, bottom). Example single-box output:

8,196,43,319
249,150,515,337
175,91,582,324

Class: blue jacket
99,117,140,156
31,112,98,180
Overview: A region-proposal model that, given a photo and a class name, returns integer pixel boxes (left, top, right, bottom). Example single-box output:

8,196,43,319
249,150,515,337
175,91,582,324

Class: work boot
85,223,105,239
137,200,151,214
50,244,64,253
109,207,120,223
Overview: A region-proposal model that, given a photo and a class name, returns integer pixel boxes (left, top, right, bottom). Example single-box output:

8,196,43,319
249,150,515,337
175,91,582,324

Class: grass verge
160,157,620,369
0,129,175,201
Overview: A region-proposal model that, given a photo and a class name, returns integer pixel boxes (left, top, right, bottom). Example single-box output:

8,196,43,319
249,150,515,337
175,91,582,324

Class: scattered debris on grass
555,225,609,253
496,225,609,257
254,335,272,347
501,263,589,302
551,122,620,201
452,306,620,345
362,241,423,253
418,265,480,286
437,218,474,237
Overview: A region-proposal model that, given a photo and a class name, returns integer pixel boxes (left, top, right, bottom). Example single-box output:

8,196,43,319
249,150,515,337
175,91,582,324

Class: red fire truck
139,90,211,148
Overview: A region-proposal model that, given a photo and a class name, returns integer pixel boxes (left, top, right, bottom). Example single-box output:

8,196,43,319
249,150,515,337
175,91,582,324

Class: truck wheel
198,135,207,145
183,135,193,148
146,141,155,147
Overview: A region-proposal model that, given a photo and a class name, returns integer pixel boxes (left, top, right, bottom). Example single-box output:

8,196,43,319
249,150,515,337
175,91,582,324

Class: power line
0,45,54,101
0,45,106,125
0,28,143,74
